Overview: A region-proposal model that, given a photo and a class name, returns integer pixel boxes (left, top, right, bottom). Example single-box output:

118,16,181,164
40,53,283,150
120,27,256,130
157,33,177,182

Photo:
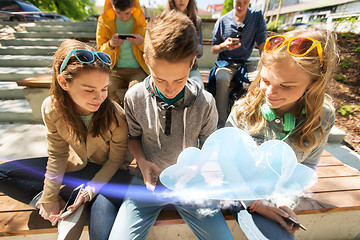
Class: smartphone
60,184,84,219
282,216,307,231
118,34,135,39
230,38,240,44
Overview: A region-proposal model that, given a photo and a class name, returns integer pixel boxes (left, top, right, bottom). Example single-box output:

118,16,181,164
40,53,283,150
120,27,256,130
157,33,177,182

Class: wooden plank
295,190,360,214
0,211,54,234
0,195,34,212
307,176,360,193
316,165,360,178
316,155,344,167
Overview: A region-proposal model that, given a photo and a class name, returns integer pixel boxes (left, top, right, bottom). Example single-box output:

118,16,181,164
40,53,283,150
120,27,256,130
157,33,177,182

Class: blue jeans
230,205,294,240
109,176,234,240
0,157,130,240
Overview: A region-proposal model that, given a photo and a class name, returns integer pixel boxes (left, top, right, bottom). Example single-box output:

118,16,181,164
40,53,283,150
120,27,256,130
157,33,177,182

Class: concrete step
0,38,62,46
0,46,57,56
0,67,52,81
0,82,25,99
33,20,97,27
328,126,346,144
0,99,35,123
0,55,53,67
25,25,97,33
14,31,96,39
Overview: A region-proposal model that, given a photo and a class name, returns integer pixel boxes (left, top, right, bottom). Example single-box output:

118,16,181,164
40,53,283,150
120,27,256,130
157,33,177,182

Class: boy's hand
138,160,161,191
109,34,125,48
254,200,300,234
127,33,143,46
221,37,241,51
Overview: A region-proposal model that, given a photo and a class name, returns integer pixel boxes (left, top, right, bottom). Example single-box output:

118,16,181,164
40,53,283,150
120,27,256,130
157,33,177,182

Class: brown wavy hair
167,0,200,37
145,10,198,65
50,39,117,143
236,28,339,152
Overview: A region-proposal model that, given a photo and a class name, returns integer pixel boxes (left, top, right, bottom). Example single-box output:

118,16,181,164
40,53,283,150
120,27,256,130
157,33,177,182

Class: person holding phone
96,0,149,105
167,0,204,89
209,0,267,128
226,28,338,239
0,39,131,240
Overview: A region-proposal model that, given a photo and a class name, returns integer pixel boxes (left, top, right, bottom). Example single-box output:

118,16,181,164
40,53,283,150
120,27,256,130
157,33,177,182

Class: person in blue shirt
210,0,266,128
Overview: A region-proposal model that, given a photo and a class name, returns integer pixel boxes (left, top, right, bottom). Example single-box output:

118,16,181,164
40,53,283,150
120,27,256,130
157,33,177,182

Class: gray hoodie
124,76,218,172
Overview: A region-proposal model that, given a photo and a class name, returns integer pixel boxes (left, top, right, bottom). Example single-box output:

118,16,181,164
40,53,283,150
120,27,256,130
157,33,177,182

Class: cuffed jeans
214,64,240,128
0,157,130,240
231,205,294,240
109,176,234,240
189,69,204,89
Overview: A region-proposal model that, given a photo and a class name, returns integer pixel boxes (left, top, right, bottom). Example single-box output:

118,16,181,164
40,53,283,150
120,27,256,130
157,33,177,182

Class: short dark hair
145,10,198,64
110,0,133,11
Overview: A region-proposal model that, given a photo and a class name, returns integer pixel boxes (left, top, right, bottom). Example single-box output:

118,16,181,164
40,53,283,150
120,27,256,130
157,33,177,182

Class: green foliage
338,105,360,116
335,75,347,83
355,43,360,53
27,0,97,21
266,21,278,32
340,58,353,68
221,0,233,16
340,33,348,39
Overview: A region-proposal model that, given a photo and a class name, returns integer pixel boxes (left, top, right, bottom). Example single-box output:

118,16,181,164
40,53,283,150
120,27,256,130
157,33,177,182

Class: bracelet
81,189,90,202
247,200,258,213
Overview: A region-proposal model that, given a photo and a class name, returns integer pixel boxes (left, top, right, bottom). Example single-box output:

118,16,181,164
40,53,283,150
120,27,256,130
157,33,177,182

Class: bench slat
307,176,360,193
316,165,360,178
0,195,33,212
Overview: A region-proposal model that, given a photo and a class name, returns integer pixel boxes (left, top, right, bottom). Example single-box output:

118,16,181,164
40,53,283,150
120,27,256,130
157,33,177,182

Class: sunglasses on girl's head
59,49,112,74
264,35,324,66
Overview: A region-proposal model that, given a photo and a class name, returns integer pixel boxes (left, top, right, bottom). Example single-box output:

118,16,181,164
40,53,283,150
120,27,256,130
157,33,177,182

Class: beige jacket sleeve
40,97,69,203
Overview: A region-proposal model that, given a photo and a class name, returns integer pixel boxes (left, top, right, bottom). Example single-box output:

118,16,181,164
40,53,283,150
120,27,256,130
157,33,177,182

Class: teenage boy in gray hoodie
109,10,234,240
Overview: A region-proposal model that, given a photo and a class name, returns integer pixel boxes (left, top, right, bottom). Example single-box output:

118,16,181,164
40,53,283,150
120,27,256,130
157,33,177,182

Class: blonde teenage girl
226,28,339,239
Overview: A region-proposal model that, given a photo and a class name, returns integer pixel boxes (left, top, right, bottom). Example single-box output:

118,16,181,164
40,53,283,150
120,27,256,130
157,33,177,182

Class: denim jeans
0,157,130,240
108,176,234,240
231,205,294,240
189,69,204,89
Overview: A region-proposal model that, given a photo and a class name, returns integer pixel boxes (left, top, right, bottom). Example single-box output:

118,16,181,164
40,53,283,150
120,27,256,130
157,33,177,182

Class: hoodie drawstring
183,108,187,149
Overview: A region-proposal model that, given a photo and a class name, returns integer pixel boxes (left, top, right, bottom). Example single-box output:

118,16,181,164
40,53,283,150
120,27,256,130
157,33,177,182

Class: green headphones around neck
260,104,306,132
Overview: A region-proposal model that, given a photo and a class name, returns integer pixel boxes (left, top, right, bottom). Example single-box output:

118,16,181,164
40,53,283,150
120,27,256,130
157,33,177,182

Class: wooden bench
1,151,359,239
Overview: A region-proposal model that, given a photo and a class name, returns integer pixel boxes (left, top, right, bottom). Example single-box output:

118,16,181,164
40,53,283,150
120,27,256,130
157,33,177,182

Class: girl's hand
221,37,241,51
254,200,300,234
63,190,88,216
38,201,62,226
109,34,125,48
138,160,161,191
127,33,143,46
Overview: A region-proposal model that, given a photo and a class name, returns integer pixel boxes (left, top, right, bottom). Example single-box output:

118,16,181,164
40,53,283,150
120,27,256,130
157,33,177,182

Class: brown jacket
40,96,129,203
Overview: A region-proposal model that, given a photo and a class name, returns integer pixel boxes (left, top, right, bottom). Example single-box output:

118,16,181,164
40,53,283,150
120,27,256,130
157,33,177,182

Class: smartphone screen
60,184,83,218
118,34,135,39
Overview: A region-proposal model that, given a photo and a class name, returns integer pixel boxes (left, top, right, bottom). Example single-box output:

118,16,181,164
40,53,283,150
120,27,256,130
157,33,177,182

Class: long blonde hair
236,28,339,152
50,39,116,142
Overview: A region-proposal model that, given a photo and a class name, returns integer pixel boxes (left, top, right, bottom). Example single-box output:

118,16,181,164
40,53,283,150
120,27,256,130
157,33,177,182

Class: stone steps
0,99,35,123
14,31,96,39
0,46,57,55
0,82,24,99
0,55,53,67
0,67,52,81
0,38,62,46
